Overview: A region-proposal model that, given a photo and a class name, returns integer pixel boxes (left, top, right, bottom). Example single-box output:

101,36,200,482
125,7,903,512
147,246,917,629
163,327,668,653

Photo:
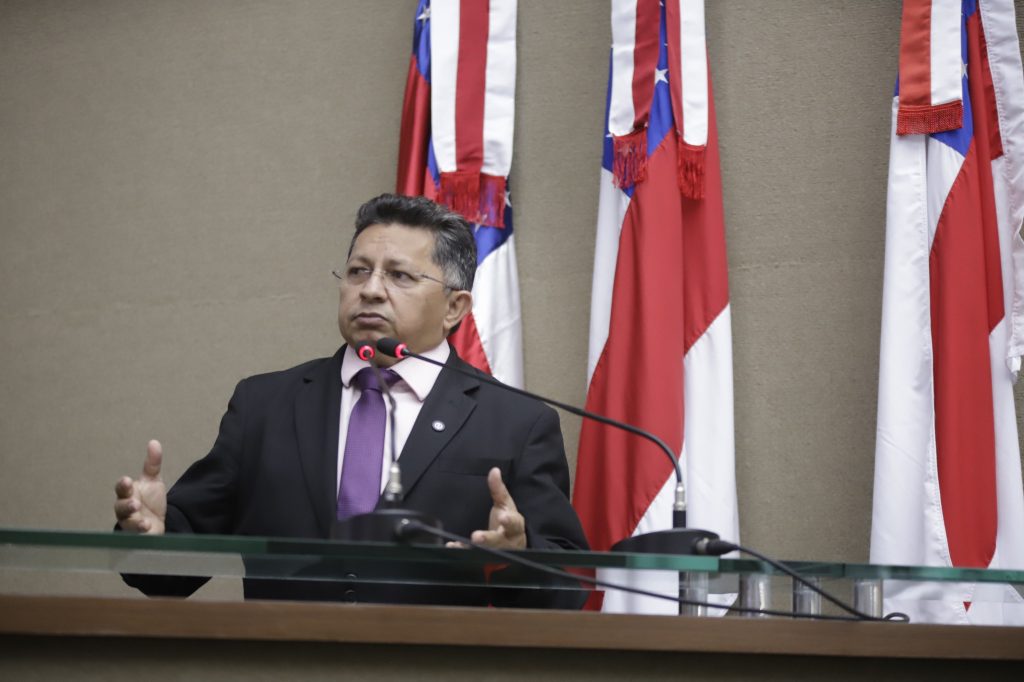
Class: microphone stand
330,343,443,545
376,338,721,614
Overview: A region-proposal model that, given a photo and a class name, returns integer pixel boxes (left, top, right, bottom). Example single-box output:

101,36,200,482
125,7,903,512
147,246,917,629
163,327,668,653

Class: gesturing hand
113,439,167,535
449,467,527,551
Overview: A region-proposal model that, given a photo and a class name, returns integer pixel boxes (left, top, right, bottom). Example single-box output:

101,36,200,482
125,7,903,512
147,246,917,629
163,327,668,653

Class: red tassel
677,140,706,199
478,174,507,228
438,170,480,221
896,100,964,135
612,129,648,188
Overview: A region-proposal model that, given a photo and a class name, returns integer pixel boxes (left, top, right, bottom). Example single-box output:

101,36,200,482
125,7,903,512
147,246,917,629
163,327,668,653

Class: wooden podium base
2,594,1022,680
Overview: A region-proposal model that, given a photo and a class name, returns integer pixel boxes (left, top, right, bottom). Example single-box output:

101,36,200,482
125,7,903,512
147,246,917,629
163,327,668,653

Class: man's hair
349,194,477,291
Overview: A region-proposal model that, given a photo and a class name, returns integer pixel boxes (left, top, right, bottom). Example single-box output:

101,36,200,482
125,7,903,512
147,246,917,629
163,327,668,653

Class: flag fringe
438,170,481,222
612,129,649,188
896,100,964,135
478,173,507,228
677,140,706,199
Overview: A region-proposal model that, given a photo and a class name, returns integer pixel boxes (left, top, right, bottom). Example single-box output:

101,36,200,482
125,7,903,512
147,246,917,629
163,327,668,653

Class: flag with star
573,0,739,613
396,0,523,387
870,0,1024,625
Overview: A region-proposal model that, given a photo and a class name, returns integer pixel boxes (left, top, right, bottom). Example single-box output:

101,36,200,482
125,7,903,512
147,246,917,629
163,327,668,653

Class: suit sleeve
163,378,246,534
489,405,590,609
512,406,588,552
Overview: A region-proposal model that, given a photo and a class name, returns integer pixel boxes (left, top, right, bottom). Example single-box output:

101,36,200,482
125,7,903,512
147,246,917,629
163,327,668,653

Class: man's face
337,223,471,365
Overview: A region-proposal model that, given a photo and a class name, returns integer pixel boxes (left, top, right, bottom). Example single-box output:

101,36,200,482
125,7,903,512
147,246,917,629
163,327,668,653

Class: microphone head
356,342,375,361
376,337,408,358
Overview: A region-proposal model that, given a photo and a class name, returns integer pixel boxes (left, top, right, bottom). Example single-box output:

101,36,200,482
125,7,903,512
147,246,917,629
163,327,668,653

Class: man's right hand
114,439,167,534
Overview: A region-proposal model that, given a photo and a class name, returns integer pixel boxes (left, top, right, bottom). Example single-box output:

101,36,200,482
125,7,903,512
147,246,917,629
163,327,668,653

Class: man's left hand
449,467,527,550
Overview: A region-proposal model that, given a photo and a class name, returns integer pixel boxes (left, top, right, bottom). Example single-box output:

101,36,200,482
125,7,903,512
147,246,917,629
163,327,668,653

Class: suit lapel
390,351,479,499
294,347,344,537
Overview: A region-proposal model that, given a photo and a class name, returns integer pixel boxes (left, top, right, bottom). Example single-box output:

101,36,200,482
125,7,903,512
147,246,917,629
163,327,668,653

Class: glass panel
2,527,1023,605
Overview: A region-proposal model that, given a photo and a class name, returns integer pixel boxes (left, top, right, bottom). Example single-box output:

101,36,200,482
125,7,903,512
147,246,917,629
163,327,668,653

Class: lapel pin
431,420,446,432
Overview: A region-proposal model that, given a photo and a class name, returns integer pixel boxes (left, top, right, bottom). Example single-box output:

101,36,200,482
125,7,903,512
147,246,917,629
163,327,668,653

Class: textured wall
1,0,1023,605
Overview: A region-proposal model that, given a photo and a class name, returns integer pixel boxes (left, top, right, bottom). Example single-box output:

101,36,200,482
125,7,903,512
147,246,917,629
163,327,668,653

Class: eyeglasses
332,266,452,291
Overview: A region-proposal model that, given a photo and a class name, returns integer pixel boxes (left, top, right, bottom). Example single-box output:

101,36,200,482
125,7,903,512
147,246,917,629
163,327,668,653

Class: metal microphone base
611,528,720,555
612,528,721,617
330,509,444,546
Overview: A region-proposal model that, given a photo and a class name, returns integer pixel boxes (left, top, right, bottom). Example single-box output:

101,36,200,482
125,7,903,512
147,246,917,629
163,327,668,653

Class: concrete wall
2,0,1023,603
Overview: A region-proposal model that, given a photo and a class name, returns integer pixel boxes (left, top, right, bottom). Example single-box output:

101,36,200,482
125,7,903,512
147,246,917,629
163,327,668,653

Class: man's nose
359,269,389,298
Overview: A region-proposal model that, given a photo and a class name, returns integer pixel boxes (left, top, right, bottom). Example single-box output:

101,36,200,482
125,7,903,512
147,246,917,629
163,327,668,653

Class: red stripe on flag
455,0,488,170
930,11,1001,570
396,57,432,196
898,0,933,109
449,312,493,376
630,0,661,131
574,81,729,555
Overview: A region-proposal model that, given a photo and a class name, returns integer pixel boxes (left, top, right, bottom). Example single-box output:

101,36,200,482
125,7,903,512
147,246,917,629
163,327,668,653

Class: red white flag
396,0,523,386
573,0,739,613
870,0,1024,624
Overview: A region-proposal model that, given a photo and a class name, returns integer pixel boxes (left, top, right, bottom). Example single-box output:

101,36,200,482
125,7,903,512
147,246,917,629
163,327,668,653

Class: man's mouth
353,312,388,324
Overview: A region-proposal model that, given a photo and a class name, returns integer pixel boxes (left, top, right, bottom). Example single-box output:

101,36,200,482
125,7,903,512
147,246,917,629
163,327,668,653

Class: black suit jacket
124,346,588,607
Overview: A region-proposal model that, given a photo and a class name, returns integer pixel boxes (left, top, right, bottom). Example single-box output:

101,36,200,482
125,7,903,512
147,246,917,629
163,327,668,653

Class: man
114,193,587,607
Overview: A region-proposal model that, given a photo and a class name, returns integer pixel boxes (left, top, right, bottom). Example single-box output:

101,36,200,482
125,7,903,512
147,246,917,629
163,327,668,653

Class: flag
573,0,739,614
870,0,1024,625
396,0,524,386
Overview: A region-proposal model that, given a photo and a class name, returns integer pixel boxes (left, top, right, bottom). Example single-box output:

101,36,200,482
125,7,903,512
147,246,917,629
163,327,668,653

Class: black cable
400,520,903,622
704,539,909,623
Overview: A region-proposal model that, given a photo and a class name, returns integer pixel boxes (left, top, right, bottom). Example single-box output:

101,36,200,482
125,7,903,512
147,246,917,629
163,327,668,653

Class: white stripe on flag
471,234,524,388
870,100,946,572
678,0,708,146
929,0,962,107
608,0,639,137
482,0,517,177
682,305,739,543
430,0,460,173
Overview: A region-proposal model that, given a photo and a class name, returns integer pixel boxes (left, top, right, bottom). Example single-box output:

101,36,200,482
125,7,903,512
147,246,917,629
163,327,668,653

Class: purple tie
337,367,399,520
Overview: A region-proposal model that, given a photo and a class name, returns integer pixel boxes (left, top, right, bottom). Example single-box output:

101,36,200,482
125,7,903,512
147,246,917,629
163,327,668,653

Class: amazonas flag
870,0,1024,625
573,0,739,614
396,0,523,386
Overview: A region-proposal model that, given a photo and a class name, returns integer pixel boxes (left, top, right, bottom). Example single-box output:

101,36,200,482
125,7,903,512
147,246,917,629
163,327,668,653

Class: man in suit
114,193,588,607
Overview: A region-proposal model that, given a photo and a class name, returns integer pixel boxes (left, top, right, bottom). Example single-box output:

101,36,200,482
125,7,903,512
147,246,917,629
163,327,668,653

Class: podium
1,528,1022,680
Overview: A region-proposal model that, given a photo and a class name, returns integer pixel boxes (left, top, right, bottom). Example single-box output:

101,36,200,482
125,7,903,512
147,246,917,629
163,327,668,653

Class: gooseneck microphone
375,337,719,556
329,342,443,545
356,343,403,505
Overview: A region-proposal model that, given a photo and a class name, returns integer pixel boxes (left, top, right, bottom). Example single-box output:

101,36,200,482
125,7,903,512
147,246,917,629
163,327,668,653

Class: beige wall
2,0,1023,597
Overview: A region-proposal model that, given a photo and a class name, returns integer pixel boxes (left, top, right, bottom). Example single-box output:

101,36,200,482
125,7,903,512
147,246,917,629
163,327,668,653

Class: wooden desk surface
1,594,1022,660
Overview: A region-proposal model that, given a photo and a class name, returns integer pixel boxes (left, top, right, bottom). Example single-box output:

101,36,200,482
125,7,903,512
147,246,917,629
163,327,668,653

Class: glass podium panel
2,527,1023,621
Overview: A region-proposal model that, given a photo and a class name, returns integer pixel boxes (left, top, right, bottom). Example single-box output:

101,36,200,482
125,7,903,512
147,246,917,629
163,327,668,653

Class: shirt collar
340,340,450,401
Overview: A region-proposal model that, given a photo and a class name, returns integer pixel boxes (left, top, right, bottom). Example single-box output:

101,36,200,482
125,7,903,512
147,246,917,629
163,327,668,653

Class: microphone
329,342,443,545
356,343,375,362
355,343,403,505
375,337,719,556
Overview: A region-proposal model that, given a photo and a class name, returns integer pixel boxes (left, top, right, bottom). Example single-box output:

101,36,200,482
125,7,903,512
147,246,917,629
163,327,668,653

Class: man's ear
443,290,473,335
